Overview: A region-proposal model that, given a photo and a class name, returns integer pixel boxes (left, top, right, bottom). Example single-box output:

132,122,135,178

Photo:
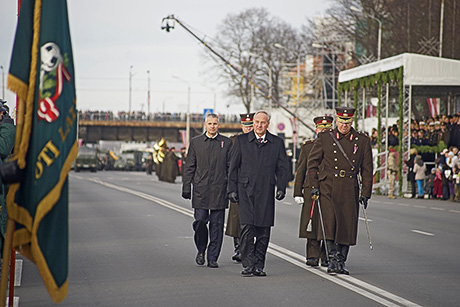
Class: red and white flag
427,98,439,118
366,103,377,117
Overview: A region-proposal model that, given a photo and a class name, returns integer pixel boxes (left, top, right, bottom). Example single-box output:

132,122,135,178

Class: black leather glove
359,196,369,209
181,189,191,199
228,192,239,203
275,190,285,201
310,188,320,200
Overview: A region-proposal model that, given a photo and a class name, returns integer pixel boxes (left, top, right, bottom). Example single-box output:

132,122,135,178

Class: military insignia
38,42,71,123
354,144,358,154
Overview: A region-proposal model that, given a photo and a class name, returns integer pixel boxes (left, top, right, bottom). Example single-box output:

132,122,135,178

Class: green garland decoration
338,67,405,195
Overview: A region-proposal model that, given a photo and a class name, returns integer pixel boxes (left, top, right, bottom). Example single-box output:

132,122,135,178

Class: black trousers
193,209,225,262
240,224,271,270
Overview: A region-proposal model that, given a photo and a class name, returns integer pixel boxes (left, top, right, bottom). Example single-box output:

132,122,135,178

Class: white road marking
81,175,422,307
411,230,434,236
429,207,444,211
5,296,19,307
412,205,427,209
396,203,410,207
449,209,460,214
14,259,23,287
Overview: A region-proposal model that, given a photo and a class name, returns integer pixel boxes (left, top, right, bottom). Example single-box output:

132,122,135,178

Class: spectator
424,168,436,199
413,155,426,199
404,148,418,198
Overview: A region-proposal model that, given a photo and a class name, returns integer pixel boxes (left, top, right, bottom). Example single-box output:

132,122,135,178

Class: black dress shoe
195,252,205,265
241,267,254,277
232,251,242,262
253,268,267,277
207,260,219,268
320,259,329,267
306,258,319,266
336,261,349,275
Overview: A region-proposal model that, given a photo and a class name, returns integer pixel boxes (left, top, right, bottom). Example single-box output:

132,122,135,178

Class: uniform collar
334,127,355,141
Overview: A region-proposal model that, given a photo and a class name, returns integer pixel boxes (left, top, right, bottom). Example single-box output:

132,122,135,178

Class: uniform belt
324,166,356,178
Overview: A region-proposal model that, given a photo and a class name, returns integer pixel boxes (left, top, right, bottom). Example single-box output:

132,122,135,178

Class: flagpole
0,219,15,306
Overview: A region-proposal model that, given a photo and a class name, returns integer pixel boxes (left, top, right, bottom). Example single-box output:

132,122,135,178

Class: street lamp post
173,76,191,149
274,43,302,174
147,70,151,120
351,6,382,61
129,65,133,118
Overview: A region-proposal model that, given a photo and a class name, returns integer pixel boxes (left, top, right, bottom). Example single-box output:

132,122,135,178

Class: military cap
335,106,355,123
240,112,255,126
313,115,333,128
419,121,426,126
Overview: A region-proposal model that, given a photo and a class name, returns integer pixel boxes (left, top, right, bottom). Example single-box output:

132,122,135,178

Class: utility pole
147,70,151,120
129,65,133,119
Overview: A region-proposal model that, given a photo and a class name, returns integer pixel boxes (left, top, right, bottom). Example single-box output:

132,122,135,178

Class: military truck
75,146,98,172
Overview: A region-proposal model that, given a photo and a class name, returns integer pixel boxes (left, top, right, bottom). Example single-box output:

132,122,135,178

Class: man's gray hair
205,113,219,121
255,110,271,121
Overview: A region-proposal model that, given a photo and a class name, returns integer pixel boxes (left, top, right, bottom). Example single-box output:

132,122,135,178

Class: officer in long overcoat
307,107,373,275
181,113,233,268
293,116,333,267
225,112,254,263
228,110,289,276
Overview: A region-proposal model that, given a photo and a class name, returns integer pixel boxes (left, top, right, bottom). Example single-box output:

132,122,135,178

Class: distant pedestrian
413,155,426,198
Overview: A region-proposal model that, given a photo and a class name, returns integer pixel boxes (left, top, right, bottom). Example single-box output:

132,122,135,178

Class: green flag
7,0,77,303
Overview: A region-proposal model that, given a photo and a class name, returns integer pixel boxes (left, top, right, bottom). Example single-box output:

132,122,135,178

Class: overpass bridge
78,119,241,144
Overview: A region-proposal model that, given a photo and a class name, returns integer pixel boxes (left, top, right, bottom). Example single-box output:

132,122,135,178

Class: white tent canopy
338,53,460,86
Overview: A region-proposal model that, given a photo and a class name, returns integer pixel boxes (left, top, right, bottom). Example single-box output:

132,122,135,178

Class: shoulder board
303,139,314,145
318,128,333,135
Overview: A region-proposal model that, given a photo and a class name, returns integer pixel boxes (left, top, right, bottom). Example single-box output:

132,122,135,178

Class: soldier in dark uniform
293,116,333,267
225,112,254,263
307,107,373,275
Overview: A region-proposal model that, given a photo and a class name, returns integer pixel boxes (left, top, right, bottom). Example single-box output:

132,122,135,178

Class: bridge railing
78,110,241,124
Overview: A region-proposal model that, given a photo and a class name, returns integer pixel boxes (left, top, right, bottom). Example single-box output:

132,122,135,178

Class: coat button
334,158,338,161
333,143,336,146
334,150,337,153
335,166,338,169
335,174,338,177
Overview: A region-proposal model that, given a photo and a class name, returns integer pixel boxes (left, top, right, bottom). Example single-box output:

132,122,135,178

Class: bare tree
204,8,306,112
324,0,460,64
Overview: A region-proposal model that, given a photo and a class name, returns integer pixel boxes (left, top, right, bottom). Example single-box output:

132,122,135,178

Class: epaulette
318,128,333,135
303,139,314,145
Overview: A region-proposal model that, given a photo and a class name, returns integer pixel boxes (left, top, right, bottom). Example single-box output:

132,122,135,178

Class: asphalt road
11,171,460,306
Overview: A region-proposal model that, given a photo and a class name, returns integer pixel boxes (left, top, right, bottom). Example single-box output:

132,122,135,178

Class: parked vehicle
75,146,98,172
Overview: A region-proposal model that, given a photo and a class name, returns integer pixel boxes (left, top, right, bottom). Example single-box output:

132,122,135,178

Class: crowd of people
374,113,460,201
78,110,241,123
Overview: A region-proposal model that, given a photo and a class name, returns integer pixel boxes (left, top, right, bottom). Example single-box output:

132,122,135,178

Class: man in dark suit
182,113,233,268
293,116,333,267
307,106,373,275
225,112,254,263
228,110,289,277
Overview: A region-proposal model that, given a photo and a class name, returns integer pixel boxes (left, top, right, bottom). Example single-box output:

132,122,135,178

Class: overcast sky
0,0,331,116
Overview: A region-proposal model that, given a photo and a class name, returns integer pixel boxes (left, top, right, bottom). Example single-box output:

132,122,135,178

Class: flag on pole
426,98,439,118
6,0,76,303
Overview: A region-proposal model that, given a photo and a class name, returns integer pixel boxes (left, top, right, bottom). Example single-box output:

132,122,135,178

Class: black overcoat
228,131,289,227
182,133,233,210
